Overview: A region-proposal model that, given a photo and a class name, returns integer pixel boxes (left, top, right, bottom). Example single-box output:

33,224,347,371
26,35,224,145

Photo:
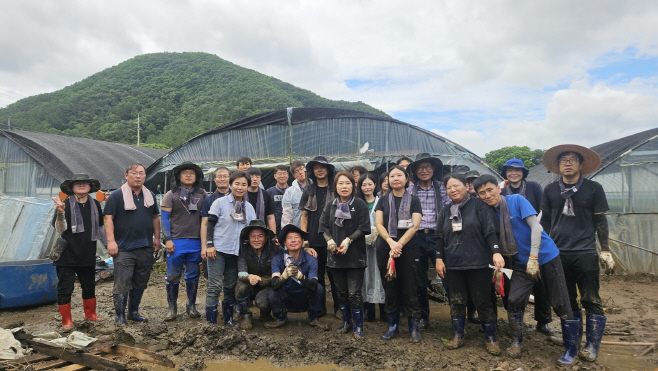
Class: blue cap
501,158,529,179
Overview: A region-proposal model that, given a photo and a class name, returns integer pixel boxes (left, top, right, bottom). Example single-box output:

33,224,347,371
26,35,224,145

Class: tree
484,146,546,173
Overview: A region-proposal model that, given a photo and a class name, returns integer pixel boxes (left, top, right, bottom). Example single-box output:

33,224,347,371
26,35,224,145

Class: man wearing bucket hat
161,162,208,322
300,155,339,317
265,224,325,328
500,158,553,335
51,174,106,329
235,220,283,330
407,153,449,329
540,145,615,363
465,170,481,197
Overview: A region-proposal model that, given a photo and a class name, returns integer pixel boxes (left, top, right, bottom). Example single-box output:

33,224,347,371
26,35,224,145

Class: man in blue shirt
265,224,325,328
474,175,580,366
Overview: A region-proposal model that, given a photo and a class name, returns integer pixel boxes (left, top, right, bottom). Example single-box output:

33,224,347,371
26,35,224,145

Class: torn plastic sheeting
34,331,97,349
0,195,58,262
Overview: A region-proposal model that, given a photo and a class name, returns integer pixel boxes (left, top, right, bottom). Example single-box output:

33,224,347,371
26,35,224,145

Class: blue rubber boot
381,312,400,340
164,282,179,322
113,294,128,325
205,305,218,324
536,322,553,335
185,281,200,318
337,305,352,333
237,297,253,330
408,317,421,343
482,321,501,355
352,309,364,340
127,289,147,322
445,317,465,349
573,309,583,349
222,300,237,326
507,311,524,358
558,317,581,365
579,313,607,362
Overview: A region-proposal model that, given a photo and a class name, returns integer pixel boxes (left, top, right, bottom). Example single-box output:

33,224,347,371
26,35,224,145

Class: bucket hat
172,162,204,187
409,153,444,181
240,219,275,242
60,173,101,195
278,223,309,244
500,158,529,179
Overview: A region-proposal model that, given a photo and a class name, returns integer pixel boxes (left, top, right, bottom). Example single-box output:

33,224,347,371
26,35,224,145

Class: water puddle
596,344,656,371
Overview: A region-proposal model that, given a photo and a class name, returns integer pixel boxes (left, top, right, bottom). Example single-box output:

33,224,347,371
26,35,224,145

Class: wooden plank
24,339,127,371
51,364,87,371
77,343,116,354
32,360,70,371
98,345,175,368
7,354,55,365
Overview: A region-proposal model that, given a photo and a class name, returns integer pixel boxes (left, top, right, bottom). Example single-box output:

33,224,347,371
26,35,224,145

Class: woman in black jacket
435,173,505,355
319,171,371,339
375,166,423,342
52,174,106,329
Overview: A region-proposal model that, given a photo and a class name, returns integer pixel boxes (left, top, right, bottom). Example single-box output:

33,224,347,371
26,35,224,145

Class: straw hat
542,144,601,176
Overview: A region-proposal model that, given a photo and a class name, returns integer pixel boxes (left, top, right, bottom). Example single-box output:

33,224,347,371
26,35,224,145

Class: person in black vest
266,164,290,234
52,174,106,329
319,171,371,339
300,156,339,317
236,220,283,330
540,145,614,362
161,162,208,321
375,166,423,342
435,173,505,355
500,158,553,335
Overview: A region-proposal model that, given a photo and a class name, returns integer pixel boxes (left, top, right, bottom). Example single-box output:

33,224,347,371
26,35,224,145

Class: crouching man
236,220,283,330
265,224,325,328
474,175,580,365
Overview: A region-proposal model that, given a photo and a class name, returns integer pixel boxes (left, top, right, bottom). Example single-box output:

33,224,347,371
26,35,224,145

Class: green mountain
0,52,387,148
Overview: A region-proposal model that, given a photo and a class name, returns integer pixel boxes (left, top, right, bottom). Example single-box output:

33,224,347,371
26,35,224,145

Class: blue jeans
165,239,201,283
205,251,238,307
268,285,325,316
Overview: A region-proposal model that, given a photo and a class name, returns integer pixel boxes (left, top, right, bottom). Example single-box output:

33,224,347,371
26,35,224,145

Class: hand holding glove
600,252,615,274
281,265,297,280
326,239,337,254
526,257,541,281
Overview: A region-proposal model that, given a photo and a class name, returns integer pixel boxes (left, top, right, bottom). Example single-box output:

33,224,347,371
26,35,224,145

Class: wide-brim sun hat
278,223,309,244
60,173,101,195
172,162,204,187
500,158,529,179
409,153,444,181
240,219,275,242
305,156,335,179
542,144,601,176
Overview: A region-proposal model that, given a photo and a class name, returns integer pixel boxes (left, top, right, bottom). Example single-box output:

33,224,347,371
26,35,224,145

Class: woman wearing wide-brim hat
51,173,106,329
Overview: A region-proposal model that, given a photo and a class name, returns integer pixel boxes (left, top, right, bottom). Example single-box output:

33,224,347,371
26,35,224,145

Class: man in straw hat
52,174,106,329
104,163,161,325
235,219,283,330
407,153,449,329
540,145,615,362
265,224,325,328
161,162,208,322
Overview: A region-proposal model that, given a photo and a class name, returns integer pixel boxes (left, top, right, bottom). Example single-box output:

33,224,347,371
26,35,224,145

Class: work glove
286,265,299,279
326,239,337,254
302,241,309,249
295,270,304,280
600,252,615,274
492,269,505,297
526,257,541,281
338,238,351,255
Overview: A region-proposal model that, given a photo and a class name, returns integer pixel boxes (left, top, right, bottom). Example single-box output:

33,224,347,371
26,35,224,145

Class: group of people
51,145,615,365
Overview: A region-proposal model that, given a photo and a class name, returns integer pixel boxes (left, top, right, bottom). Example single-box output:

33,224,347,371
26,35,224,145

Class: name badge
398,219,413,229
452,222,462,232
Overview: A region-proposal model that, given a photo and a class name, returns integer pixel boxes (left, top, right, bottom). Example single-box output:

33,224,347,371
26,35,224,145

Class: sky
1,1,658,156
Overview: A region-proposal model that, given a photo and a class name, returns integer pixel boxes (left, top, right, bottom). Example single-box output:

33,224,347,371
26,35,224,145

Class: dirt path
1,273,657,371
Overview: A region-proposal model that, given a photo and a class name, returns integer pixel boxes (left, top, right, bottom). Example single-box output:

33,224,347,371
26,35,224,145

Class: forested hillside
0,52,386,148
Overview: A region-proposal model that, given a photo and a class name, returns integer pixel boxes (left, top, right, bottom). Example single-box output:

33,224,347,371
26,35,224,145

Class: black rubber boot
113,294,128,325
222,301,237,327
237,297,253,330
127,289,147,322
205,305,218,324
185,281,200,318
408,317,421,343
164,282,179,322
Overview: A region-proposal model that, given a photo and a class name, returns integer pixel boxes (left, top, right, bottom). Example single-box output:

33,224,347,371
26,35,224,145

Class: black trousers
112,246,154,295
235,281,271,310
377,247,421,318
532,278,553,323
560,252,604,315
330,267,365,309
446,268,496,322
56,265,96,305
508,256,573,319
312,244,339,311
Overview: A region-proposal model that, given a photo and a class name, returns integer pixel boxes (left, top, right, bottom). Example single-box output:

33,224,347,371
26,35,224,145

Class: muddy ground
1,267,657,371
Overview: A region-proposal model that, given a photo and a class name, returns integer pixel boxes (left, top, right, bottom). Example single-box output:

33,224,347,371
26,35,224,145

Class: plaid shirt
416,184,438,230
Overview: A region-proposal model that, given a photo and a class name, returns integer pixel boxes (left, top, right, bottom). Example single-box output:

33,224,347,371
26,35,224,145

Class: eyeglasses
417,165,433,171
128,171,145,176
559,158,580,165
215,175,229,179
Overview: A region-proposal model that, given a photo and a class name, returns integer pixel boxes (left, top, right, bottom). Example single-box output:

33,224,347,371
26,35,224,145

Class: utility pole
135,113,141,146
7,118,10,130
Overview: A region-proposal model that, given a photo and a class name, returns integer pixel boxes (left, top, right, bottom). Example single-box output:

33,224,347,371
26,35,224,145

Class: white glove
295,270,304,280
600,252,615,274
526,257,540,281
302,240,309,249
338,238,351,255
327,239,337,253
